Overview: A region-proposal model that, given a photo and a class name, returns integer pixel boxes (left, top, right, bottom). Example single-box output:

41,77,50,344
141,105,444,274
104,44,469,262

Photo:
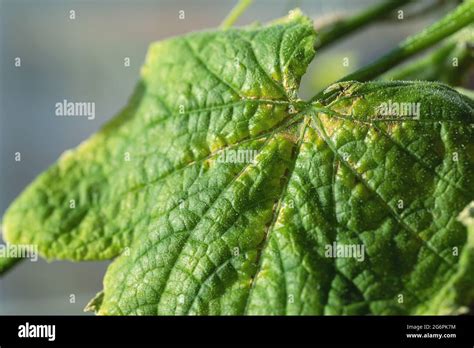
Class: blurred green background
0,0,464,314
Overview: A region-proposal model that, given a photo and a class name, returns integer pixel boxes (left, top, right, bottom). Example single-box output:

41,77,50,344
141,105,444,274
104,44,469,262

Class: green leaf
453,202,474,312
2,10,474,315
0,229,24,274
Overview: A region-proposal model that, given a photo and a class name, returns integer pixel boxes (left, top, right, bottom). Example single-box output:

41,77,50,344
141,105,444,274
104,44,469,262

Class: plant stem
0,256,23,276
311,0,474,101
315,0,411,50
339,0,474,83
456,87,474,100
220,0,254,29
381,26,473,85
380,40,458,81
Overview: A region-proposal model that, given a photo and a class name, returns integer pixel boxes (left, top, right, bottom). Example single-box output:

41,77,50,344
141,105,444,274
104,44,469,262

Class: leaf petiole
220,0,254,29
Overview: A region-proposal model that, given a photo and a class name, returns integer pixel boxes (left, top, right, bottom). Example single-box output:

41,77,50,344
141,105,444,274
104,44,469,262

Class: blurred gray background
0,0,457,314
